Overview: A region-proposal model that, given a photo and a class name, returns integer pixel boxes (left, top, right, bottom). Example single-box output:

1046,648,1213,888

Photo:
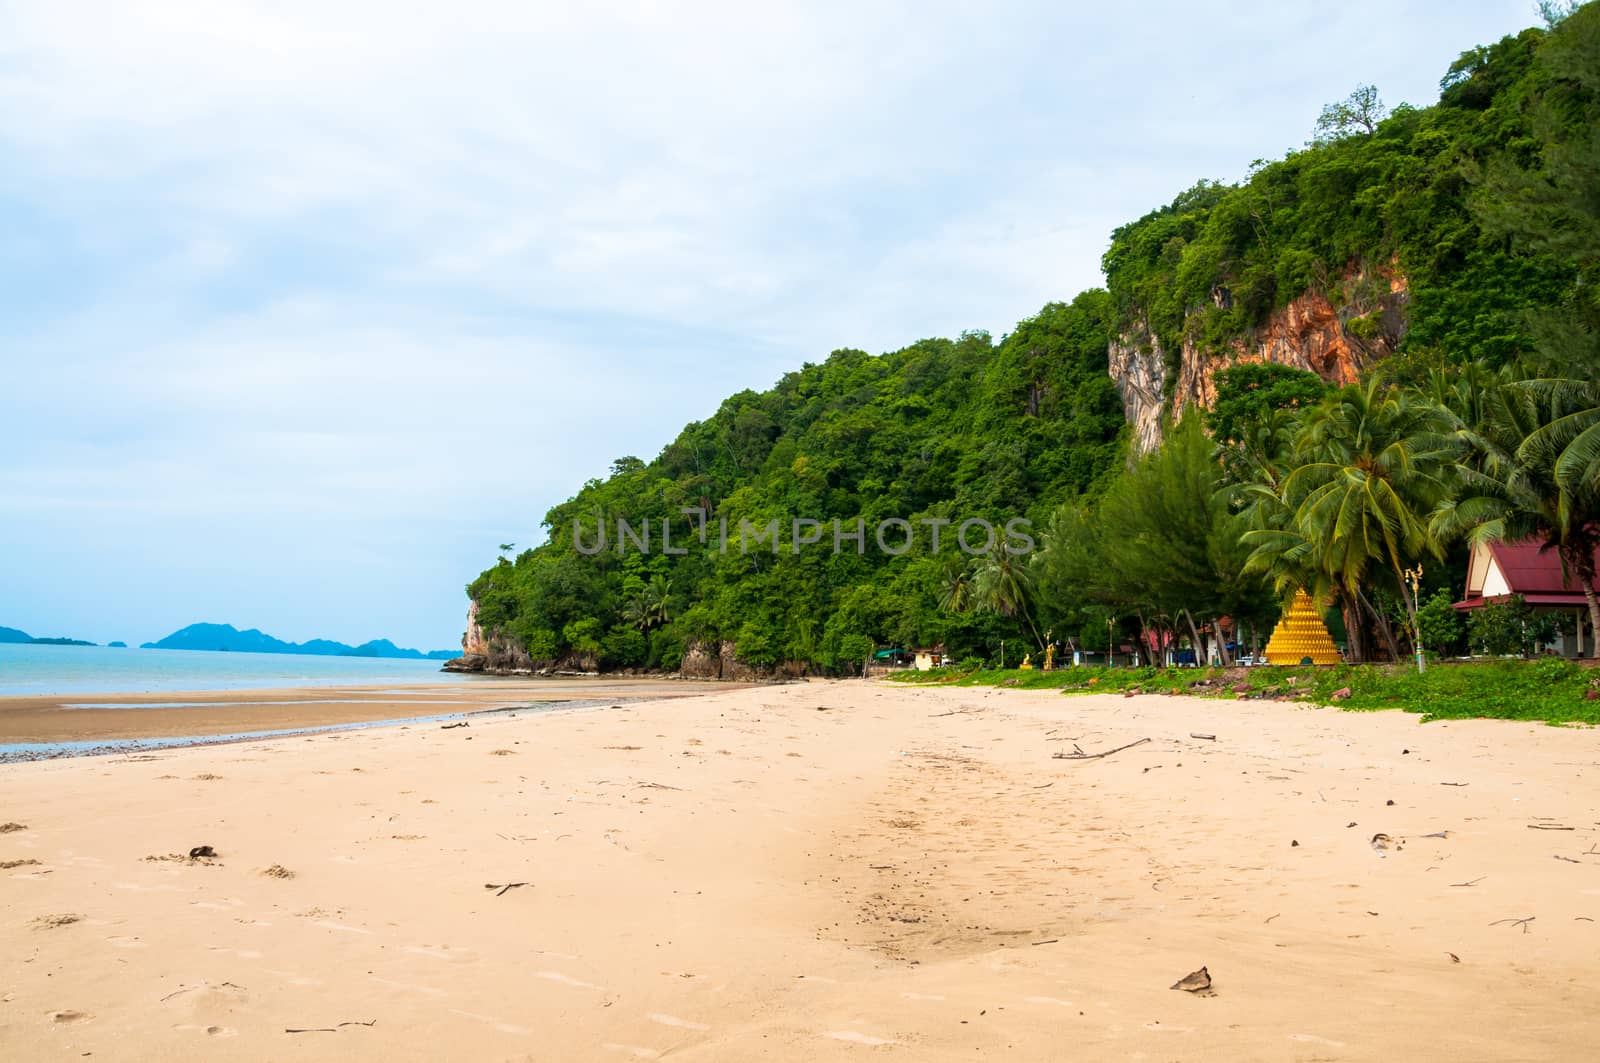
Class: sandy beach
2,679,1598,1061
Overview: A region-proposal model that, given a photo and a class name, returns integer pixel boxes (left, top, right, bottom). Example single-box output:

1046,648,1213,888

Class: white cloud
0,0,1539,645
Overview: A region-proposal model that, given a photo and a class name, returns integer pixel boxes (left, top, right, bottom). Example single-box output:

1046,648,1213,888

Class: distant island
140,623,456,660
0,625,96,647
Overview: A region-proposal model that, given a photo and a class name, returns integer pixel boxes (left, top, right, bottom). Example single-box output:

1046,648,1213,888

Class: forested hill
469,293,1126,673
462,5,1598,675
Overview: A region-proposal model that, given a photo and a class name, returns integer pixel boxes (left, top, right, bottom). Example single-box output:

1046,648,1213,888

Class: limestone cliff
442,599,536,674
1109,262,1409,453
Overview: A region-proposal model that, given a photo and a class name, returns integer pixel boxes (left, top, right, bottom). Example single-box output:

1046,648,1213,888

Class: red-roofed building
1453,539,1599,657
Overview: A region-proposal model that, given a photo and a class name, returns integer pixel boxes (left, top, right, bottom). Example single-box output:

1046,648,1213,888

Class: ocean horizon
0,642,463,696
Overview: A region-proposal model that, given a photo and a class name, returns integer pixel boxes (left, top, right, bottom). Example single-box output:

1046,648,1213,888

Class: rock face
679,640,808,681
462,599,490,656
1106,316,1169,457
1109,262,1409,454
442,599,535,674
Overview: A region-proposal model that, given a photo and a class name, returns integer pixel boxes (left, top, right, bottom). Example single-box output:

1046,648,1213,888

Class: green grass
886,658,1600,725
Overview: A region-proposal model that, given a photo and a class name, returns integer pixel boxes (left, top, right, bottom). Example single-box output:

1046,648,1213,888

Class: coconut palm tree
1433,377,1600,656
622,575,673,633
1243,379,1459,661
937,556,976,615
972,546,1045,652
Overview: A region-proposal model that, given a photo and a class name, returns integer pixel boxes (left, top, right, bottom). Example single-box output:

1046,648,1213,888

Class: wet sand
0,678,745,745
2,681,1598,1060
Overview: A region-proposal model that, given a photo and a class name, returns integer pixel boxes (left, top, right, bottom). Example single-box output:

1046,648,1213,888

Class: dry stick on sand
1527,824,1576,831
286,1020,378,1034
1490,916,1536,933
1451,876,1487,887
1053,737,1151,761
484,882,531,897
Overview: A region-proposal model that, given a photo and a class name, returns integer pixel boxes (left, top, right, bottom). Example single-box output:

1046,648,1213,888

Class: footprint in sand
823,1031,898,1046
312,920,372,935
174,1023,238,1037
372,976,448,998
532,970,602,990
646,1013,710,1031
1290,1033,1346,1047
49,1009,91,1024
404,945,476,962
448,1008,531,1035
106,935,147,949
602,1044,662,1059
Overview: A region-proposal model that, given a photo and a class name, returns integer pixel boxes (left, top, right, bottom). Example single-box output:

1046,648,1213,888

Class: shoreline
3,681,1597,1060
0,678,755,748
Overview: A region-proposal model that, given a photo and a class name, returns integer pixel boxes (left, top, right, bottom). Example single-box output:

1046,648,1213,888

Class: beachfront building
1452,539,1599,658
913,646,946,671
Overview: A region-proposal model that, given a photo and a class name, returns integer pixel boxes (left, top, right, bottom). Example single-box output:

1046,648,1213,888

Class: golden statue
1019,653,1033,670
1043,643,1056,670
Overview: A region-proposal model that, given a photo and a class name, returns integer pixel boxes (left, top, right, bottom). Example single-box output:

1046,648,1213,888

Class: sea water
0,642,464,696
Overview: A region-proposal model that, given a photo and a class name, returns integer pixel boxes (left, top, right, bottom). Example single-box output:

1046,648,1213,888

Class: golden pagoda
1263,590,1342,665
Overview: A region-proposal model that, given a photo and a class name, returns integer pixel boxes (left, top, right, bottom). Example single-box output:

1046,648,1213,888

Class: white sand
2,680,1597,1060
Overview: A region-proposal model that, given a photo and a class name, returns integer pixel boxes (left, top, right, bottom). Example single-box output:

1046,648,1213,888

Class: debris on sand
1170,966,1212,993
1052,737,1151,761
484,881,531,897
0,822,27,833
145,848,221,865
1371,833,1402,856
0,858,42,869
260,864,296,879
31,913,83,929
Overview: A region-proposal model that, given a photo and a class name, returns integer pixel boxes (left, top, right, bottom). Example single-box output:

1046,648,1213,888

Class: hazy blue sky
0,1,1536,650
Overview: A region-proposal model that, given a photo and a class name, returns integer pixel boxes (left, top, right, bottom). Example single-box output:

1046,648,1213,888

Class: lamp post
1403,564,1426,674
1106,617,1114,668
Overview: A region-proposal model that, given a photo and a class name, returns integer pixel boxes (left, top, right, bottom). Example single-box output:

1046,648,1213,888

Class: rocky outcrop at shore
442,605,805,681
442,599,536,674
678,641,810,681
1109,261,1409,454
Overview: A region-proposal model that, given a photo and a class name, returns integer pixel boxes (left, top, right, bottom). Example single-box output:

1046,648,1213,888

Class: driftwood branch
1053,737,1151,761
286,1020,377,1033
1489,916,1535,933
484,882,530,897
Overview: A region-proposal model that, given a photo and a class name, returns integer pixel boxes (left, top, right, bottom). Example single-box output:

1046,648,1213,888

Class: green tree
971,547,1044,651
837,634,875,675
1414,589,1466,657
1244,381,1459,661
1313,84,1388,142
